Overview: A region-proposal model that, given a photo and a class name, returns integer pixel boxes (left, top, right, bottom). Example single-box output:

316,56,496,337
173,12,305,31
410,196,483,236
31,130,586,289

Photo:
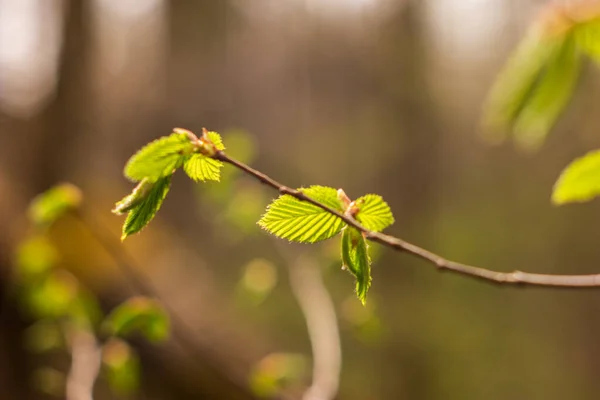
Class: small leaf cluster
258,186,394,303
118,131,396,303
15,184,170,397
483,5,600,150
114,128,225,240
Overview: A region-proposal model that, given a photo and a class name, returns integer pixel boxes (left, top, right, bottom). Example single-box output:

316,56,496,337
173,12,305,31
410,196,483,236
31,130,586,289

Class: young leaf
482,19,581,150
124,132,193,182
258,186,345,243
118,177,171,240
512,34,581,150
112,179,155,215
102,297,170,343
354,194,394,232
575,18,600,64
28,183,82,227
341,228,371,305
183,154,223,182
205,130,225,151
102,338,140,395
552,149,600,204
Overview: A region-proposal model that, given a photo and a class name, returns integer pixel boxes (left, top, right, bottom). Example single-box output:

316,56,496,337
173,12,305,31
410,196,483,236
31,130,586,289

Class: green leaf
183,154,223,182
205,130,225,151
512,34,581,150
575,18,600,63
258,186,345,243
102,338,140,395
341,228,371,305
102,297,170,343
552,149,600,204
117,177,171,240
482,26,581,150
354,194,394,232
124,133,193,182
28,183,81,227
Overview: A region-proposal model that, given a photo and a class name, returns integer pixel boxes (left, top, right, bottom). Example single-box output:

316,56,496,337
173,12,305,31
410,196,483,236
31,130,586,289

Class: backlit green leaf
512,34,581,150
205,130,225,151
354,194,394,232
258,186,345,243
575,18,600,63
102,338,140,395
124,133,193,182
183,154,223,182
28,183,82,227
118,177,171,240
482,24,581,150
552,149,600,204
341,228,371,305
103,297,169,343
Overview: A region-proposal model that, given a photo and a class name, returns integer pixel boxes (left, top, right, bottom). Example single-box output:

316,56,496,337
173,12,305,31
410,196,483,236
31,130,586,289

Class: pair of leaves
258,186,394,303
482,22,582,150
115,130,225,239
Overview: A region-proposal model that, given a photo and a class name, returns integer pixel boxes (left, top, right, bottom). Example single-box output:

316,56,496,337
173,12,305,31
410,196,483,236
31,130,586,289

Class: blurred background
2,0,600,399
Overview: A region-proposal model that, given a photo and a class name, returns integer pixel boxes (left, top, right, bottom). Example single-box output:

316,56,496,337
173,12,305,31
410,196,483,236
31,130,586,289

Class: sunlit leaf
103,297,169,343
183,154,223,182
102,338,140,395
28,183,81,227
354,194,394,232
205,130,225,151
258,186,345,243
575,18,600,63
124,133,193,182
118,177,171,240
552,149,600,204
512,34,581,149
341,228,371,305
482,22,581,150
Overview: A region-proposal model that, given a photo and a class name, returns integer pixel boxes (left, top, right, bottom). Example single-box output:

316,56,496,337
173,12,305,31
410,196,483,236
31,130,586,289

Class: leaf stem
214,150,600,288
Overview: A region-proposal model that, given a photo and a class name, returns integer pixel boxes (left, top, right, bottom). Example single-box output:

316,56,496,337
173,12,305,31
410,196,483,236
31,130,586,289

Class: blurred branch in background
284,250,341,400
65,328,101,400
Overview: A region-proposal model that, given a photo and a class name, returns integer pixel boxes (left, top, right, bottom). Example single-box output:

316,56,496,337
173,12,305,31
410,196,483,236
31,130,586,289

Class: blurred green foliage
27,183,81,228
249,353,307,398
103,296,170,343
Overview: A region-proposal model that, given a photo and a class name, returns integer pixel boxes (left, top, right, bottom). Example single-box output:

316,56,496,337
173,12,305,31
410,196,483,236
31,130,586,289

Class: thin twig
214,150,600,288
66,329,102,400
283,251,341,400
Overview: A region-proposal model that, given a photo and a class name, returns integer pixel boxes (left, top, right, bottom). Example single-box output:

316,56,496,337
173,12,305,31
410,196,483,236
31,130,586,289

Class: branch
65,328,102,400
279,248,341,400
214,150,600,288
